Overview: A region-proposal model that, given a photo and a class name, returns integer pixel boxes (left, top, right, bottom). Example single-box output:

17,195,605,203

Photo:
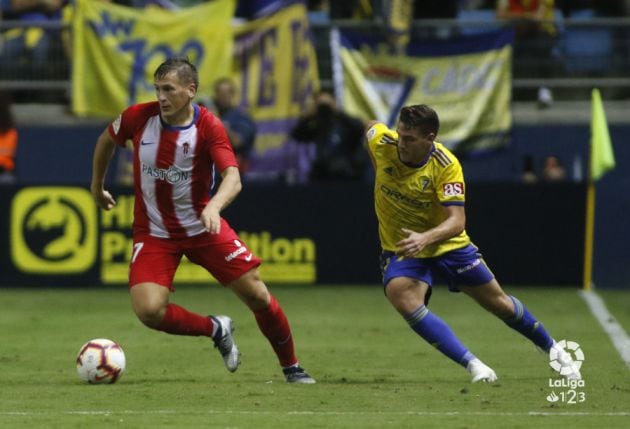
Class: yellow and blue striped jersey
366,122,471,257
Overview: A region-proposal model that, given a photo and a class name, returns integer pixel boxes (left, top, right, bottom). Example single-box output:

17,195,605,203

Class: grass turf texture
1,285,629,428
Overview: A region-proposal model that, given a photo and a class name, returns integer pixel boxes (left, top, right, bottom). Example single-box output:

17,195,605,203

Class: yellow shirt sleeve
435,154,466,205
366,122,397,160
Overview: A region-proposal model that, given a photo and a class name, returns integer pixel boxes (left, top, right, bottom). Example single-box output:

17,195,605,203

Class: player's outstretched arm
90,128,117,210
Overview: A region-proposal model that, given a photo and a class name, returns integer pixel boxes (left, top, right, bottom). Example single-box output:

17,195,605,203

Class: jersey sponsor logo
112,115,121,135
380,184,432,208
141,163,189,184
140,140,155,146
443,182,464,197
456,258,481,274
225,239,247,262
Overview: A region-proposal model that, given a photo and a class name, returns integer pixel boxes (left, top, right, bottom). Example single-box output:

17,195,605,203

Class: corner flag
590,89,616,181
583,88,616,290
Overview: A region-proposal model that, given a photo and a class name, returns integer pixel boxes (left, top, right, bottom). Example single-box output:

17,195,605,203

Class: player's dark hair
154,57,199,90
399,104,439,136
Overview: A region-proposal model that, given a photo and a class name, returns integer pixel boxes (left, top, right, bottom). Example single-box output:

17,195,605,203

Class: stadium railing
0,20,69,92
1,16,630,102
311,16,630,100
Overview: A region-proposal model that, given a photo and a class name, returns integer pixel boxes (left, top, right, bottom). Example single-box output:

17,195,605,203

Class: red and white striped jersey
108,102,238,239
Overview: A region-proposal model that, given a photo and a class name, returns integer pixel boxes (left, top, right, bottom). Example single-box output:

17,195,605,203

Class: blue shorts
380,244,495,293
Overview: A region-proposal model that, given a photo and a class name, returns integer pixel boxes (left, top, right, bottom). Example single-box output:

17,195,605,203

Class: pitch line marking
1,410,630,417
579,290,630,370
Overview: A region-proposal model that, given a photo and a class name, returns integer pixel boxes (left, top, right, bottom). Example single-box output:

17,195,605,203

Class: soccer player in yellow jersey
366,104,581,383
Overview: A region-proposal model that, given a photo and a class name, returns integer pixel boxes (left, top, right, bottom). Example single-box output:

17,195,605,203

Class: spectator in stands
291,89,367,182
212,77,257,173
496,0,557,108
0,91,18,184
327,0,372,19
1,0,63,16
541,155,566,182
381,0,413,52
0,0,67,70
520,155,538,184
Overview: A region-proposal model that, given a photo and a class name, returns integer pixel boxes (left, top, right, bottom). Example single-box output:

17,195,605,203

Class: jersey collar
160,104,200,131
400,143,435,169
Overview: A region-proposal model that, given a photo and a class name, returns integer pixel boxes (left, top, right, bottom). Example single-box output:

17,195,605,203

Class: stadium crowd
0,0,628,185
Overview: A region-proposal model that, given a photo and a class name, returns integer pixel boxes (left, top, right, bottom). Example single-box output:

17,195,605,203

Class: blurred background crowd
1,0,629,185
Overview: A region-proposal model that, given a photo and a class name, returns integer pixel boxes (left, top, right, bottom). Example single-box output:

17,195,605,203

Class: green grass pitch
1,285,629,428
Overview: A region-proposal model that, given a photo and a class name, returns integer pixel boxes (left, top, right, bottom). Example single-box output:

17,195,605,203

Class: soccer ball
76,338,126,384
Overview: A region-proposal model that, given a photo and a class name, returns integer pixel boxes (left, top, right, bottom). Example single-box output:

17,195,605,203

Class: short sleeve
107,105,143,147
205,115,239,172
366,122,397,157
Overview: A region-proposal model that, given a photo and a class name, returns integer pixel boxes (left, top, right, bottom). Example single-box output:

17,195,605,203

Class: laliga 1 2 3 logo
546,340,586,404
549,340,584,376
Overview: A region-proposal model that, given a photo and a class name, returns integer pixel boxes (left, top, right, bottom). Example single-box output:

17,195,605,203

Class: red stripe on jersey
191,130,211,218
155,128,186,237
132,133,150,234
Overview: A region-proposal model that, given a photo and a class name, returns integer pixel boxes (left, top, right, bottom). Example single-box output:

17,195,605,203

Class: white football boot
466,358,498,383
211,315,241,373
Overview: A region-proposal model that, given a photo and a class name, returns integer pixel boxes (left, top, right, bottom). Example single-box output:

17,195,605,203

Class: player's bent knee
228,268,270,310
497,294,517,319
132,303,166,328
483,292,514,319
385,277,427,314
242,283,271,310
248,289,270,310
130,285,169,328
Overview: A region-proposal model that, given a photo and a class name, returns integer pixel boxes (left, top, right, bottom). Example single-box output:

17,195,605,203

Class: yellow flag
590,88,616,181
71,0,235,117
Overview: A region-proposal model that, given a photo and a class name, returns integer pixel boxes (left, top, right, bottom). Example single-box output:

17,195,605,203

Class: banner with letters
0,184,380,287
230,1,320,179
71,0,235,117
335,29,514,155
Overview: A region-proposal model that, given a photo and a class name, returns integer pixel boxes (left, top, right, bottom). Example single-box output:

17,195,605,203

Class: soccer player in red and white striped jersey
90,58,314,384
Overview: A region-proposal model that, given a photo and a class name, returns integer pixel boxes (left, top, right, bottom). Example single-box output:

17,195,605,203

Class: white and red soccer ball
76,338,126,384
